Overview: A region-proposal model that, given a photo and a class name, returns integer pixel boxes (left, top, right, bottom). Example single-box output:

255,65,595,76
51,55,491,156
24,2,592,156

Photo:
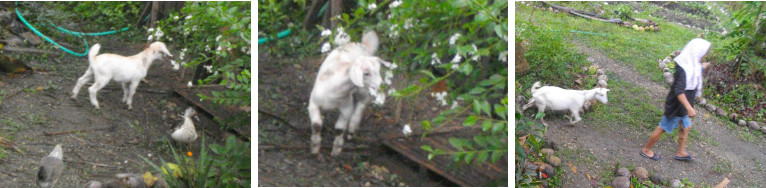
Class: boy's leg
642,126,665,157
676,123,693,157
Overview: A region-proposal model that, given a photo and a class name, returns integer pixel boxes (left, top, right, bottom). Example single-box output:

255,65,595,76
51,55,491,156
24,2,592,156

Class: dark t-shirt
664,68,696,117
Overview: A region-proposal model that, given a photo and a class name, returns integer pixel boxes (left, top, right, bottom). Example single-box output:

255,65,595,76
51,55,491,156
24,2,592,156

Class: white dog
71,42,172,109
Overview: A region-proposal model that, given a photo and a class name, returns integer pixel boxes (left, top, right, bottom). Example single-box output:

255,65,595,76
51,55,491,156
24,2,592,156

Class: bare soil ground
0,39,229,187
521,39,766,187
256,50,466,186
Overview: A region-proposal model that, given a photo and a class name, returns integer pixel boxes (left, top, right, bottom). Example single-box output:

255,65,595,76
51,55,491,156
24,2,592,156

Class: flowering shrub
319,0,508,166
153,2,251,129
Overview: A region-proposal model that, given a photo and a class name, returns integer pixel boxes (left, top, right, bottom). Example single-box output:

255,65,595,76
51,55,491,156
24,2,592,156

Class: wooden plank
173,86,250,139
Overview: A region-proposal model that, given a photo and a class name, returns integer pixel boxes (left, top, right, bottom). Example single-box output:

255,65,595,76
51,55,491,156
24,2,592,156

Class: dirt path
537,40,766,187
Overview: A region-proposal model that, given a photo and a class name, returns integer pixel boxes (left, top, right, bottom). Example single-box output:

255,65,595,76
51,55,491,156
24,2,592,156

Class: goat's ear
349,61,365,87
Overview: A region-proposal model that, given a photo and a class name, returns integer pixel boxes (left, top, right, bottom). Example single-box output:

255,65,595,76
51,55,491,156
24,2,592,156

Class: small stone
665,76,673,84
738,120,747,127
659,62,666,69
20,32,42,45
671,179,682,188
633,167,649,180
761,126,766,134
541,148,554,156
728,113,738,121
663,72,672,78
698,98,707,105
545,140,557,150
597,80,607,88
616,167,630,177
663,57,672,64
612,176,630,188
598,75,608,81
582,66,589,71
597,69,605,75
663,67,669,72
716,108,727,117
705,104,716,112
650,174,665,184
547,155,561,167
748,121,761,130
671,50,681,58
541,163,555,177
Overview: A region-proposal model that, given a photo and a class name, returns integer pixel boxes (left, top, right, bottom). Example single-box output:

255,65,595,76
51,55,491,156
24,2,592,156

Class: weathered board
174,85,250,139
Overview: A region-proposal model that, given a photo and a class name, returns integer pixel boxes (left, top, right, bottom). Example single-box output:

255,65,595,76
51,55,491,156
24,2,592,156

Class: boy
640,38,711,161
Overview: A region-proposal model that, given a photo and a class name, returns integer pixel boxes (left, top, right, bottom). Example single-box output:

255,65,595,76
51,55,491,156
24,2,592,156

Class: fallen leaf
37,86,43,91
586,173,591,180
568,163,577,174
343,164,352,171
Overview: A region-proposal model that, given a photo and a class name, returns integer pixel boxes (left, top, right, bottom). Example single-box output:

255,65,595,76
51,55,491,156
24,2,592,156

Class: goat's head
349,56,384,92
593,88,610,104
148,42,173,59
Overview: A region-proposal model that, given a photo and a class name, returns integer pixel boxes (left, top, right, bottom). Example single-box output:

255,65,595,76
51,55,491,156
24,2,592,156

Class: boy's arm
678,93,696,117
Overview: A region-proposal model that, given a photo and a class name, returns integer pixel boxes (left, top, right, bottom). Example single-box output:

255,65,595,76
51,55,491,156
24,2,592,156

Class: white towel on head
673,38,711,98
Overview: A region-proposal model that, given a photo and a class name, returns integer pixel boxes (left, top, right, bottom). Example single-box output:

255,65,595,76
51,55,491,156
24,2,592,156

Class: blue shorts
659,115,691,132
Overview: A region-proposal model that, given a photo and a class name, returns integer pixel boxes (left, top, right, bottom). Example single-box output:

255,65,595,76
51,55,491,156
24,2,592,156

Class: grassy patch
713,159,733,174
587,77,662,131
515,3,707,84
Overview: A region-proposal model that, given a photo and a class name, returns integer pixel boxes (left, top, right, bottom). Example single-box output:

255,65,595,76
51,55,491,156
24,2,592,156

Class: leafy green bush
142,136,251,187
515,111,546,187
719,2,766,79
515,20,589,91
154,2,251,129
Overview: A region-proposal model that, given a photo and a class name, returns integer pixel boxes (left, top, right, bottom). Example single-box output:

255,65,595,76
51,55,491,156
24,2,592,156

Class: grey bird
38,144,64,188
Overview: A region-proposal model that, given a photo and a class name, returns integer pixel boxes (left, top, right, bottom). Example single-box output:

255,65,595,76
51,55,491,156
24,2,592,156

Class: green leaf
451,0,469,8
419,70,436,79
490,151,505,163
494,104,507,120
474,135,486,147
463,115,478,126
460,62,473,75
491,122,504,134
482,120,492,132
535,111,545,119
480,100,491,116
421,145,434,152
476,151,489,163
449,137,462,150
469,87,486,95
464,152,475,163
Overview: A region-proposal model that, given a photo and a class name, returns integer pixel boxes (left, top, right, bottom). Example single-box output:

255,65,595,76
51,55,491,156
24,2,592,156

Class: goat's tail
361,31,379,55
530,81,542,94
88,44,101,65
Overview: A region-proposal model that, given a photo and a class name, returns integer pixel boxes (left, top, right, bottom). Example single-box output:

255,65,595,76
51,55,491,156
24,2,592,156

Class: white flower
216,35,222,41
148,153,152,157
214,71,219,75
451,63,459,70
147,35,153,41
471,44,478,52
204,65,213,73
451,54,462,63
320,29,331,37
431,53,441,65
124,160,128,164
205,45,210,52
173,15,179,20
384,70,393,85
387,14,394,20
403,18,414,29
402,124,412,136
369,88,386,105
155,28,164,38
321,42,331,53
471,55,480,61
431,91,448,106
180,51,185,60
241,46,248,53
168,37,173,41
217,46,222,51
390,0,402,8
187,81,193,87
498,51,508,62
334,33,350,46
367,3,377,10
147,28,154,32
186,15,192,19
449,33,461,45
172,63,180,70
192,25,198,31
450,101,459,109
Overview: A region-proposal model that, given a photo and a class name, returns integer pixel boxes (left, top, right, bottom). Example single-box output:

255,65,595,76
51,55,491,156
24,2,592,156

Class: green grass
516,3,707,84
587,76,662,131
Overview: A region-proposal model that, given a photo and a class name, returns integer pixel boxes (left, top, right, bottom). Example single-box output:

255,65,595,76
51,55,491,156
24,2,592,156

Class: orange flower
187,151,193,157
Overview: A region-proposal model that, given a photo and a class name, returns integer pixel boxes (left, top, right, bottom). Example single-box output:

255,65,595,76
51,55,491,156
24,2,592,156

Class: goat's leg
347,95,370,140
521,98,536,113
331,102,354,157
88,77,109,109
126,81,141,110
569,108,582,125
307,102,323,154
72,68,94,99
537,104,548,127
121,82,129,103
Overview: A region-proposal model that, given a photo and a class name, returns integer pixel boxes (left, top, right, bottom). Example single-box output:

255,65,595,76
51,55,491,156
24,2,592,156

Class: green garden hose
258,1,328,45
14,2,131,57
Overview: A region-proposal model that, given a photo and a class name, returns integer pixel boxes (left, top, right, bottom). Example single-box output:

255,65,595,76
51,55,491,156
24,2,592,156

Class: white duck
38,144,64,188
171,107,198,143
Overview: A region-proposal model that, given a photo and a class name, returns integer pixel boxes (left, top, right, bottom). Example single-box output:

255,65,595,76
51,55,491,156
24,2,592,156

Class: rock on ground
541,148,554,156
612,176,630,188
738,119,747,127
616,167,630,177
547,155,561,167
748,121,761,130
633,167,649,180
671,179,682,188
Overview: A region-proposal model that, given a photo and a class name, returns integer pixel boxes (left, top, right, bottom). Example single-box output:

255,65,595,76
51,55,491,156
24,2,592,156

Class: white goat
71,42,172,109
521,81,609,125
308,31,387,156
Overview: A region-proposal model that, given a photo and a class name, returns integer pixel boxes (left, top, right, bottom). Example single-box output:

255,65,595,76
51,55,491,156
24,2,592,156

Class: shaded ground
0,37,230,186
256,48,490,186
520,39,766,187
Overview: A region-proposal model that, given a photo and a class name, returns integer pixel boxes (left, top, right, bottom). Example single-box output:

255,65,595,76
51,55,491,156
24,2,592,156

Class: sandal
673,153,695,161
640,151,661,161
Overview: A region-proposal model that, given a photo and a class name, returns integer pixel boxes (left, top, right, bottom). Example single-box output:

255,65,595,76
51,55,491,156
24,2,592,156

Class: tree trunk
150,1,159,28
330,0,343,29
303,0,328,30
